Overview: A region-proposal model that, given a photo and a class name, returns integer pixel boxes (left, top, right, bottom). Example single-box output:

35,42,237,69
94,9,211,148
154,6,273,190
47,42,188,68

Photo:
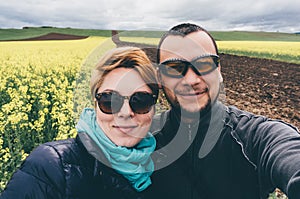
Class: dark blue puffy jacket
0,133,145,199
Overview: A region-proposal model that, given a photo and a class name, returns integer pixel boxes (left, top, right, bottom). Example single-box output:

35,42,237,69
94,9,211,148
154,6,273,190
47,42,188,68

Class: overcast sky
0,0,299,33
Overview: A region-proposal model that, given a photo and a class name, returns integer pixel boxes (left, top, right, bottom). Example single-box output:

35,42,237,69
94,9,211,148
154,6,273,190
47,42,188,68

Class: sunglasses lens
193,56,219,75
130,92,156,114
96,92,156,114
160,55,219,77
160,61,187,77
97,92,123,114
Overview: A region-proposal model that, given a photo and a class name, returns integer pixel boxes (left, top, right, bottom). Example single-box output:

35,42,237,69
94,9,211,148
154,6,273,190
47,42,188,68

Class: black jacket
147,103,300,199
0,133,145,199
1,103,300,199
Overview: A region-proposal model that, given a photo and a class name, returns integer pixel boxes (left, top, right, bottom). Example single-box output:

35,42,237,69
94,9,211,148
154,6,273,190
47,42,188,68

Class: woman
0,47,159,199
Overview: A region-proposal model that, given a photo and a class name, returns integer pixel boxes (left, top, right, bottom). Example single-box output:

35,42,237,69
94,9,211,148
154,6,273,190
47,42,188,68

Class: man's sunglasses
158,54,220,78
95,91,157,114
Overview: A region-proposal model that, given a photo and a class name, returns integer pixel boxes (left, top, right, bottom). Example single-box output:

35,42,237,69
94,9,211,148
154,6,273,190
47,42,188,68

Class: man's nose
182,67,202,85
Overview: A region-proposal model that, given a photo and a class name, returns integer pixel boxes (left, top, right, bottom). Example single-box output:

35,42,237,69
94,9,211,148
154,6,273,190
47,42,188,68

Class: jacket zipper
187,123,195,198
188,124,192,141
188,122,199,198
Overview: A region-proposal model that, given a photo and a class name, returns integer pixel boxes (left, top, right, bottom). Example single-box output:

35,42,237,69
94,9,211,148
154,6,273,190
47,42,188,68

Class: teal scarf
76,108,156,192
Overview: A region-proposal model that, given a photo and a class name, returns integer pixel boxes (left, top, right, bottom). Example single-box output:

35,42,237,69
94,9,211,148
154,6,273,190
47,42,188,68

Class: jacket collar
169,101,226,158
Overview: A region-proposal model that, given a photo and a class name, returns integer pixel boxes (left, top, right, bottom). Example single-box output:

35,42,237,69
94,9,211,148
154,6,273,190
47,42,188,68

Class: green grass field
1,26,300,41
211,30,300,41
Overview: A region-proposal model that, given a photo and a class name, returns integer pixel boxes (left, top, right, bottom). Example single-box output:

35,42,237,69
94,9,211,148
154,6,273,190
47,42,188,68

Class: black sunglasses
158,54,220,78
95,91,157,114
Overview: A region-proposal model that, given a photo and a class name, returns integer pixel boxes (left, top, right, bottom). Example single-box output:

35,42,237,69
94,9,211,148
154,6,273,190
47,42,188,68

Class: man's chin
170,102,209,118
165,92,212,115
182,105,207,114
182,97,212,113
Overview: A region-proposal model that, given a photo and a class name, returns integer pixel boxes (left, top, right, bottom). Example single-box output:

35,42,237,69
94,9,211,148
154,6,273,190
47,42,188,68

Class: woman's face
95,67,155,147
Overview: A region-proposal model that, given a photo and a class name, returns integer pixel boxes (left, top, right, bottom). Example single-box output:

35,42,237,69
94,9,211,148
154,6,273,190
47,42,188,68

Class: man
147,23,300,199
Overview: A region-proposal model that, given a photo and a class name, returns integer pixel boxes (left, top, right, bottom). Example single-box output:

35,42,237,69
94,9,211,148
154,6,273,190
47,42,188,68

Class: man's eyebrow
190,54,219,62
160,57,188,63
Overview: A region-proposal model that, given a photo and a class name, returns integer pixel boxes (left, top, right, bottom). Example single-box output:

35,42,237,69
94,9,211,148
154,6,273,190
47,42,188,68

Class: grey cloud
0,0,299,32
229,8,300,32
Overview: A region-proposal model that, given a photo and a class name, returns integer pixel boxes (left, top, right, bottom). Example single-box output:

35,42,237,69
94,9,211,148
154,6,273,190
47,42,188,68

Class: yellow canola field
0,36,110,138
1,37,109,70
0,37,112,190
217,41,300,64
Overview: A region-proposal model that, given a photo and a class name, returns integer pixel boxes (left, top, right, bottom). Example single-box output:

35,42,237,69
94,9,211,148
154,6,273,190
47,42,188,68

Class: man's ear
157,69,163,89
218,65,223,83
218,72,223,83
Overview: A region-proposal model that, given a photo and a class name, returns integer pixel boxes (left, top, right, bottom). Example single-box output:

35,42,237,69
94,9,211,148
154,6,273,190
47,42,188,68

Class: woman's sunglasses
95,91,157,114
158,54,220,78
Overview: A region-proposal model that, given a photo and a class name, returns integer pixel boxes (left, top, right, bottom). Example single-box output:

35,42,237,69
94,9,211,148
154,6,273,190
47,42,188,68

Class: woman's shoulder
18,137,86,181
30,137,87,167
23,138,78,173
31,138,76,158
1,138,83,198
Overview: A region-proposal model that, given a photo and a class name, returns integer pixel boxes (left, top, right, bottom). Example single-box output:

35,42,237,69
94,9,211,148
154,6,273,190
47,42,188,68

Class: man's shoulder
225,105,266,126
226,105,299,140
226,105,297,129
226,105,256,118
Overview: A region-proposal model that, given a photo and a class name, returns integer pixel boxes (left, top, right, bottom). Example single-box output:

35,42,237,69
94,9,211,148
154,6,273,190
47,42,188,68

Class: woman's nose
117,99,134,118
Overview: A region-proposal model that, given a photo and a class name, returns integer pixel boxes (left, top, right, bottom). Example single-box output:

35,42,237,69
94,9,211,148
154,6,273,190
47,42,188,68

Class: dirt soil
220,53,299,128
10,32,300,128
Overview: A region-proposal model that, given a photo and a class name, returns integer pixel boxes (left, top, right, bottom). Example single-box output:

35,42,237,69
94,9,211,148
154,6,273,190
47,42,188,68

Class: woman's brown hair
90,46,159,102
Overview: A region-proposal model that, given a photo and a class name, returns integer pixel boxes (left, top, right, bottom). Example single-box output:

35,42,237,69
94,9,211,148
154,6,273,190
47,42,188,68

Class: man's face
158,31,223,114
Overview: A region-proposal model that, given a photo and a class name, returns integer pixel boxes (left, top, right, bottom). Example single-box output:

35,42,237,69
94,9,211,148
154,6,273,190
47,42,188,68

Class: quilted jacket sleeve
231,108,300,199
254,120,300,199
0,144,66,199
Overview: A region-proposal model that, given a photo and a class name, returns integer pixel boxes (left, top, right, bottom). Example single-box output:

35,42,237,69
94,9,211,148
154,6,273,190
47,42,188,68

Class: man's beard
162,86,220,119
